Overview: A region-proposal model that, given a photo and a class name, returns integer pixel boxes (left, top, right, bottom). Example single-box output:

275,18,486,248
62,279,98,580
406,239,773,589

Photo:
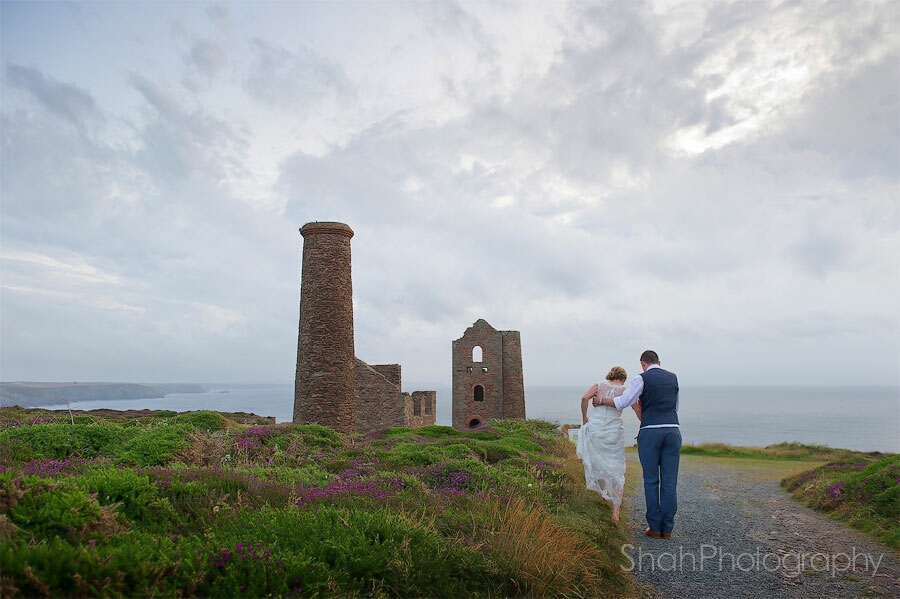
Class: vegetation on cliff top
0,407,634,598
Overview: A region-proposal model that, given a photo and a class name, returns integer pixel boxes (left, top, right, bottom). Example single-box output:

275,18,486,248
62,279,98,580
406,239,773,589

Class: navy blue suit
637,367,681,534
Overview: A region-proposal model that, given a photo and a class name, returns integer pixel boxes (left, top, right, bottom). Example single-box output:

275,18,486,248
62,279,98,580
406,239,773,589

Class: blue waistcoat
639,367,680,428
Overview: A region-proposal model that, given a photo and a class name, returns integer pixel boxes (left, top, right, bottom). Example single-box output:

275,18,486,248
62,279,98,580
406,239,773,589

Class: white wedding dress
576,381,626,506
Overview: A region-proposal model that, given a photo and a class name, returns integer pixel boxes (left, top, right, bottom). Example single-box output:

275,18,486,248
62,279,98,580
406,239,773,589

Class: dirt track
622,453,900,599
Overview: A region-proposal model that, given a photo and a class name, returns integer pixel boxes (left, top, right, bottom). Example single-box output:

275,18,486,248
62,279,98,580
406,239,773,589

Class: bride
576,366,639,521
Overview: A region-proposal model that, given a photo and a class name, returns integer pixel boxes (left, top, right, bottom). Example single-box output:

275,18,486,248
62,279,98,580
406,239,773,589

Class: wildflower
826,481,846,500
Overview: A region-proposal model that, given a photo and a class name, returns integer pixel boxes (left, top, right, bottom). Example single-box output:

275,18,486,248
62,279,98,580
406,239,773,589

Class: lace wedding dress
576,381,626,506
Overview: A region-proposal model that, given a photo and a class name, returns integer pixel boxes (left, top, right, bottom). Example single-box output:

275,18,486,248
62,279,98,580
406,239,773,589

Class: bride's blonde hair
605,366,627,381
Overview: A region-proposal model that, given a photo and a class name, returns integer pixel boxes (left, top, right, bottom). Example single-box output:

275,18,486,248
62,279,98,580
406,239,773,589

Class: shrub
0,423,126,464
173,430,228,467
292,424,344,449
197,506,484,598
118,424,193,466
385,425,460,439
388,442,444,466
77,468,176,527
7,484,125,541
177,411,227,431
1,532,206,598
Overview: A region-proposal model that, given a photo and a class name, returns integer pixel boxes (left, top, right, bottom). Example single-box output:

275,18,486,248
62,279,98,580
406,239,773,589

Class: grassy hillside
0,407,635,598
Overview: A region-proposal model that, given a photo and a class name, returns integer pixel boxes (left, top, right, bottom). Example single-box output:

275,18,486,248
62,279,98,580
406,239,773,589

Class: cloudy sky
1,0,897,389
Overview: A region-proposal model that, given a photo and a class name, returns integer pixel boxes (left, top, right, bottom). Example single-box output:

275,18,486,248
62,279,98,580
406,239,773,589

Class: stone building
293,220,435,432
451,319,525,428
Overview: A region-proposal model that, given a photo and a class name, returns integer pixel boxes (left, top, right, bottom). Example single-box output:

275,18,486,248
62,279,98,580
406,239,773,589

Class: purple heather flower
826,481,846,500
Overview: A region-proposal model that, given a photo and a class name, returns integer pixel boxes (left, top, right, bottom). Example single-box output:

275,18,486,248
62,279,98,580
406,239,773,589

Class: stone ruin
451,319,526,428
292,221,436,433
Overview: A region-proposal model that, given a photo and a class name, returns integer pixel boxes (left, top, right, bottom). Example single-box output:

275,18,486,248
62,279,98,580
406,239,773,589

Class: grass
0,407,636,598
680,441,888,462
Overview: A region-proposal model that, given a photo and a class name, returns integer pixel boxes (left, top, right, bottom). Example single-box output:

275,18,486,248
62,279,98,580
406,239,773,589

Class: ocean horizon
30,383,900,454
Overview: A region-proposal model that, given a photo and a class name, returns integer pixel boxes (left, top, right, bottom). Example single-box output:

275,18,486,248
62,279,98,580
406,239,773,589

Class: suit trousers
637,426,682,534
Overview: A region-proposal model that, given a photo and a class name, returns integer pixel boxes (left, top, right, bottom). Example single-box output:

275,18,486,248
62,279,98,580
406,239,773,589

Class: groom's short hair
640,350,660,365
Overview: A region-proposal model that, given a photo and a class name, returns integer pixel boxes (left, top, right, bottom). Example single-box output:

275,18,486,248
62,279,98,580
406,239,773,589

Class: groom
595,350,681,539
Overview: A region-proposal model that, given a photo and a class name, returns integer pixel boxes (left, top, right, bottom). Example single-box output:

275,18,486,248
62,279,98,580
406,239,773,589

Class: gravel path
623,453,900,599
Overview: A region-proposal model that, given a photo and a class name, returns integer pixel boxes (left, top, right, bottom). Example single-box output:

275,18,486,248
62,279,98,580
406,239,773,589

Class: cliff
0,382,206,407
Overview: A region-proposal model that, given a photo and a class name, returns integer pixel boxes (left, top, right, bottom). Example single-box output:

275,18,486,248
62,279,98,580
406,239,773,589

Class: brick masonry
294,221,435,432
451,319,525,428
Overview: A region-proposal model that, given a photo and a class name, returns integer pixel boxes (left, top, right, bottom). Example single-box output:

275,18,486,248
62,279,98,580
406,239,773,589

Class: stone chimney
293,221,356,433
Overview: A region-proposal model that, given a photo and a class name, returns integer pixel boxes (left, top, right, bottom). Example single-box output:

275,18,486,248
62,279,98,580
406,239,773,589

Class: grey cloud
785,229,847,279
190,39,226,76
518,9,703,186
130,74,247,186
244,38,354,108
4,64,102,131
131,75,181,120
782,53,899,180
0,110,121,238
703,96,738,135
205,3,230,27
182,38,227,92
417,0,497,62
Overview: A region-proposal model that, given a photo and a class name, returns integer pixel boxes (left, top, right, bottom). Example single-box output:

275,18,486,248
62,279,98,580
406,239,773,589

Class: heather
0,407,633,598
780,453,899,549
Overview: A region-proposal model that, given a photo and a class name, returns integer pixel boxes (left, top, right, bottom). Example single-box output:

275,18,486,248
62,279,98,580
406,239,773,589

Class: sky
0,0,898,389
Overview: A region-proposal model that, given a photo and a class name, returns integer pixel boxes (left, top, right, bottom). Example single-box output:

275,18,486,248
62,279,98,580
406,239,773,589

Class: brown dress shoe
661,532,672,539
645,528,662,538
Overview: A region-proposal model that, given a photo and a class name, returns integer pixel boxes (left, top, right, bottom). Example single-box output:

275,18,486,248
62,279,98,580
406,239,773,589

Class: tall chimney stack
293,221,356,432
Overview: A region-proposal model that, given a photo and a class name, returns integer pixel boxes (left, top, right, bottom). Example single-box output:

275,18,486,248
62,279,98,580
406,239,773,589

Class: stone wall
355,360,403,430
404,391,437,428
355,359,436,431
372,364,401,387
500,330,526,419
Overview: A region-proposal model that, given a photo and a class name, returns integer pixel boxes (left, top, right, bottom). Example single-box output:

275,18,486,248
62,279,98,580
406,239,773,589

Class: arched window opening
472,345,483,362
468,418,482,429
474,385,484,402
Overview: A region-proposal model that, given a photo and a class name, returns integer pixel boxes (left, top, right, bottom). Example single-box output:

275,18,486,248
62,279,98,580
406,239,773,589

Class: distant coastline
0,382,206,408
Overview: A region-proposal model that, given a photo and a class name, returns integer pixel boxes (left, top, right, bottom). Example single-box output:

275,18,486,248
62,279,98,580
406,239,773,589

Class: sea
39,384,900,454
